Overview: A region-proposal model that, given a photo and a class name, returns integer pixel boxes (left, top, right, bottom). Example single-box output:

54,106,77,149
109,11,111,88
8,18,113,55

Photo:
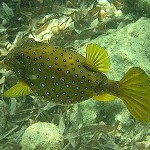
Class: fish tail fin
116,67,150,122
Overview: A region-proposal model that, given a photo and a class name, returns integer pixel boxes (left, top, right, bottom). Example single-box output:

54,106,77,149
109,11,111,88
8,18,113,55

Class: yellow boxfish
3,39,150,123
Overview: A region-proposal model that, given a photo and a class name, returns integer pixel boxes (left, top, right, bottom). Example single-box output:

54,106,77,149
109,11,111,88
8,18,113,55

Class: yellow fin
85,43,110,73
118,67,150,123
93,94,116,101
4,81,33,98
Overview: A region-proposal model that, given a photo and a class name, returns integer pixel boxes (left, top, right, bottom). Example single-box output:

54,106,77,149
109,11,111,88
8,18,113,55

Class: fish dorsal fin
93,94,116,101
4,81,33,98
85,43,110,73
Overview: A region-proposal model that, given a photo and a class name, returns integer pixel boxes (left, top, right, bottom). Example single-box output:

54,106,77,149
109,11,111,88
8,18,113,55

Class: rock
21,122,63,150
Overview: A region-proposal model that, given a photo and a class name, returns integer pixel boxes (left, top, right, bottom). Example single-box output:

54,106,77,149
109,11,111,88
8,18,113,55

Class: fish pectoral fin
93,93,116,101
4,81,33,98
85,43,110,73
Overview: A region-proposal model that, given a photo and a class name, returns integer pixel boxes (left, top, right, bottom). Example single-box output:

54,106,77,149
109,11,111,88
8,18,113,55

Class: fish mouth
4,51,22,66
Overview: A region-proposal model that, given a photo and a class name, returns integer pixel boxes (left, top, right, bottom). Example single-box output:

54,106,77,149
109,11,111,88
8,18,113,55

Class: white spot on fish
41,83,45,88
80,96,84,100
46,92,50,95
61,78,65,82
38,68,42,72
66,70,70,74
66,84,70,88
76,86,79,90
62,92,66,95
55,82,59,86
42,95,45,98
74,74,78,77
51,76,55,79
56,94,59,97
60,99,64,104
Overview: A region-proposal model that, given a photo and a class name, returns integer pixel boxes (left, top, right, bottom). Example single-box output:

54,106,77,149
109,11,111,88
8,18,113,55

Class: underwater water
0,0,150,150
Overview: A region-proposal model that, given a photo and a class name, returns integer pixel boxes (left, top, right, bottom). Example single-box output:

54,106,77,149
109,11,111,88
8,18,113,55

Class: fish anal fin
93,94,116,101
85,43,110,73
4,81,33,98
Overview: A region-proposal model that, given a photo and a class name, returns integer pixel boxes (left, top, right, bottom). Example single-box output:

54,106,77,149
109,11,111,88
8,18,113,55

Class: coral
21,122,63,150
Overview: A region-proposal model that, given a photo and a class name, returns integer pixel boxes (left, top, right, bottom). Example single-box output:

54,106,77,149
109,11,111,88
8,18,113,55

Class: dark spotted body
5,39,107,104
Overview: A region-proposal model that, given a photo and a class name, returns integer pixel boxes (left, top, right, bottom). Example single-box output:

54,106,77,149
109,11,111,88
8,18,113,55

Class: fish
3,39,150,123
